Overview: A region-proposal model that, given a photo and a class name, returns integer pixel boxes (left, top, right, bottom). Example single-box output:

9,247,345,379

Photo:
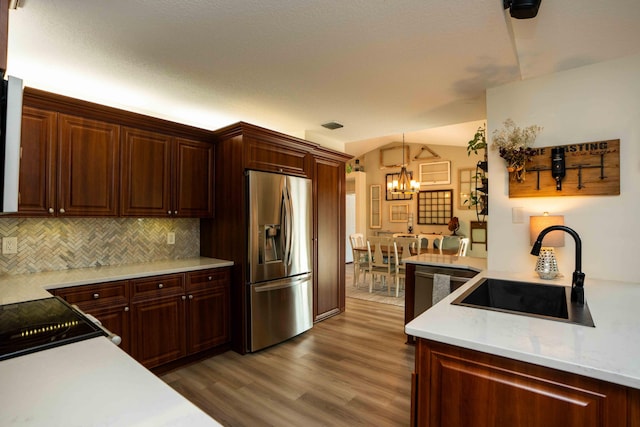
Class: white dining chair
457,237,470,256
393,236,421,297
367,236,394,294
418,234,444,254
349,233,369,288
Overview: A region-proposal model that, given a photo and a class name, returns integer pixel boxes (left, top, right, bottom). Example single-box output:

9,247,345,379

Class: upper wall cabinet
17,106,57,216
174,138,215,217
120,128,214,217
18,107,120,216
58,114,121,216
244,134,313,178
17,87,216,218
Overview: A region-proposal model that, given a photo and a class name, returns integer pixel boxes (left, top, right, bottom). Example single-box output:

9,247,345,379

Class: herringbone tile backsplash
0,218,200,276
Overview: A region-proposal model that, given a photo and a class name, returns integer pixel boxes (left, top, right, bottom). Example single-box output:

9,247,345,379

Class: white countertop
403,253,487,271
405,269,640,389
0,337,221,426
0,257,233,304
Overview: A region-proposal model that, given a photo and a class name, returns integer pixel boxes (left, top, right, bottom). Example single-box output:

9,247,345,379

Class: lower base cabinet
54,267,231,369
412,339,640,427
186,268,230,354
52,280,131,353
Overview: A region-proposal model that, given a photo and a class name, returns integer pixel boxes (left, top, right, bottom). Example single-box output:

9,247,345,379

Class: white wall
487,53,640,282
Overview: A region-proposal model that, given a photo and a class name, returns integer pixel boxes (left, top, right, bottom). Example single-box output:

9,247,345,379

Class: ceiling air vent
321,121,343,130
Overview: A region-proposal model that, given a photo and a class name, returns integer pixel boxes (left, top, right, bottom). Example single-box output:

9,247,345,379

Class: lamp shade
529,215,565,246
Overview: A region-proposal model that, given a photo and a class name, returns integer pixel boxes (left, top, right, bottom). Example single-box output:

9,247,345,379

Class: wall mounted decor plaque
509,139,620,198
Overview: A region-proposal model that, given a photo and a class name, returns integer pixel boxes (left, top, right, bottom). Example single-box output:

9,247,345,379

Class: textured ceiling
7,1,640,156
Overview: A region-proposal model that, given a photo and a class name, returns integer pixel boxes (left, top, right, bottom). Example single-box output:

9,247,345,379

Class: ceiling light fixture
503,0,542,19
388,134,420,195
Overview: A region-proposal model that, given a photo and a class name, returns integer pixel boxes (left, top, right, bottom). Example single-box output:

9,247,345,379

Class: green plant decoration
466,125,487,157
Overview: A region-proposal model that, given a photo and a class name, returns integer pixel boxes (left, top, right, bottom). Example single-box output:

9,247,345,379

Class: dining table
353,245,457,257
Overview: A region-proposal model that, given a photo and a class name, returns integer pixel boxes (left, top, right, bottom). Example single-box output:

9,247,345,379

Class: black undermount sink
451,278,595,327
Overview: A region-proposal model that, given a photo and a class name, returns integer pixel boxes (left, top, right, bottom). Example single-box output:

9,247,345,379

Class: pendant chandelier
388,134,420,194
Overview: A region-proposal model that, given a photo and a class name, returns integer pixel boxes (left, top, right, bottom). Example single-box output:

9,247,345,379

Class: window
417,190,453,225
389,204,409,222
419,161,451,187
370,185,382,229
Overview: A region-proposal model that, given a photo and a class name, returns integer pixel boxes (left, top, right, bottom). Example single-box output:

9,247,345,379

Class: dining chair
348,233,369,288
393,236,421,297
457,237,470,256
366,236,395,294
418,234,444,254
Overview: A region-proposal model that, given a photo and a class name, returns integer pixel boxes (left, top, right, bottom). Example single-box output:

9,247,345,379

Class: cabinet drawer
131,273,184,299
187,268,230,292
53,280,129,307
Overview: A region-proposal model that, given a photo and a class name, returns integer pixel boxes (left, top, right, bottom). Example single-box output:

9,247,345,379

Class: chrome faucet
530,225,585,305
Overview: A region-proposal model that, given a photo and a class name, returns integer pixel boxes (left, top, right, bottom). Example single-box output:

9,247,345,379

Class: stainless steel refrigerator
247,170,313,352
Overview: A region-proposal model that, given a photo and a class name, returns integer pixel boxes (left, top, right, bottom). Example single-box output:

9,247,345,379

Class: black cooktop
0,296,106,361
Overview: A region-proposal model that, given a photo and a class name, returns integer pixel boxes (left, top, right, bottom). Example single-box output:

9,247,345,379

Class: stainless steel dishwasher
414,265,479,318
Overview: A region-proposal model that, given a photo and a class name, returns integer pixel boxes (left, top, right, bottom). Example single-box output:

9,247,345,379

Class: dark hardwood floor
161,296,414,426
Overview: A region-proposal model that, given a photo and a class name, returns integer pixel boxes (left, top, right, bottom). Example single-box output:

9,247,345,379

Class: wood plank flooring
161,297,414,426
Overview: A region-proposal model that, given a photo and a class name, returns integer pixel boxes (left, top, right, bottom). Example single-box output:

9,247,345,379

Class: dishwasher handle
415,271,472,284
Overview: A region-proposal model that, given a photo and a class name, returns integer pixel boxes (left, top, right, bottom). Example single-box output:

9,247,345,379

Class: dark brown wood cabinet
52,267,231,369
120,127,172,216
185,268,230,353
312,153,346,321
58,113,120,216
120,128,214,217
130,274,187,368
52,280,131,354
174,137,215,217
17,106,57,216
18,87,216,218
201,122,350,354
412,338,638,427
16,107,120,216
244,135,312,177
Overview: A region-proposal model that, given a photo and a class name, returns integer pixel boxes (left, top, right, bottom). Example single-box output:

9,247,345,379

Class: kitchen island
0,337,221,426
402,254,486,342
0,257,232,426
404,263,640,426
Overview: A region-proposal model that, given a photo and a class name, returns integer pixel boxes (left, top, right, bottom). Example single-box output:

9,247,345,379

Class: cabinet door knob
208,276,212,281
167,210,172,215
188,294,193,300
59,208,65,214
158,283,163,289
93,293,100,299
124,306,129,312
174,210,178,215
48,207,54,214
181,295,186,300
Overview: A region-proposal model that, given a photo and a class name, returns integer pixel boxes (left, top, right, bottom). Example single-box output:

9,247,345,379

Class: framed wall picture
389,204,409,222
379,146,410,169
385,172,414,201
370,184,382,229
419,161,451,187
417,189,453,225
459,167,477,209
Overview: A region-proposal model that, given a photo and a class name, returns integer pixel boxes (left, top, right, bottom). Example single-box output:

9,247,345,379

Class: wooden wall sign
509,139,619,198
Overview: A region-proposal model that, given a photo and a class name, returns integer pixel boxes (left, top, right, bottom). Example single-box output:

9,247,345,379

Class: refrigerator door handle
283,182,294,268
252,273,311,293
